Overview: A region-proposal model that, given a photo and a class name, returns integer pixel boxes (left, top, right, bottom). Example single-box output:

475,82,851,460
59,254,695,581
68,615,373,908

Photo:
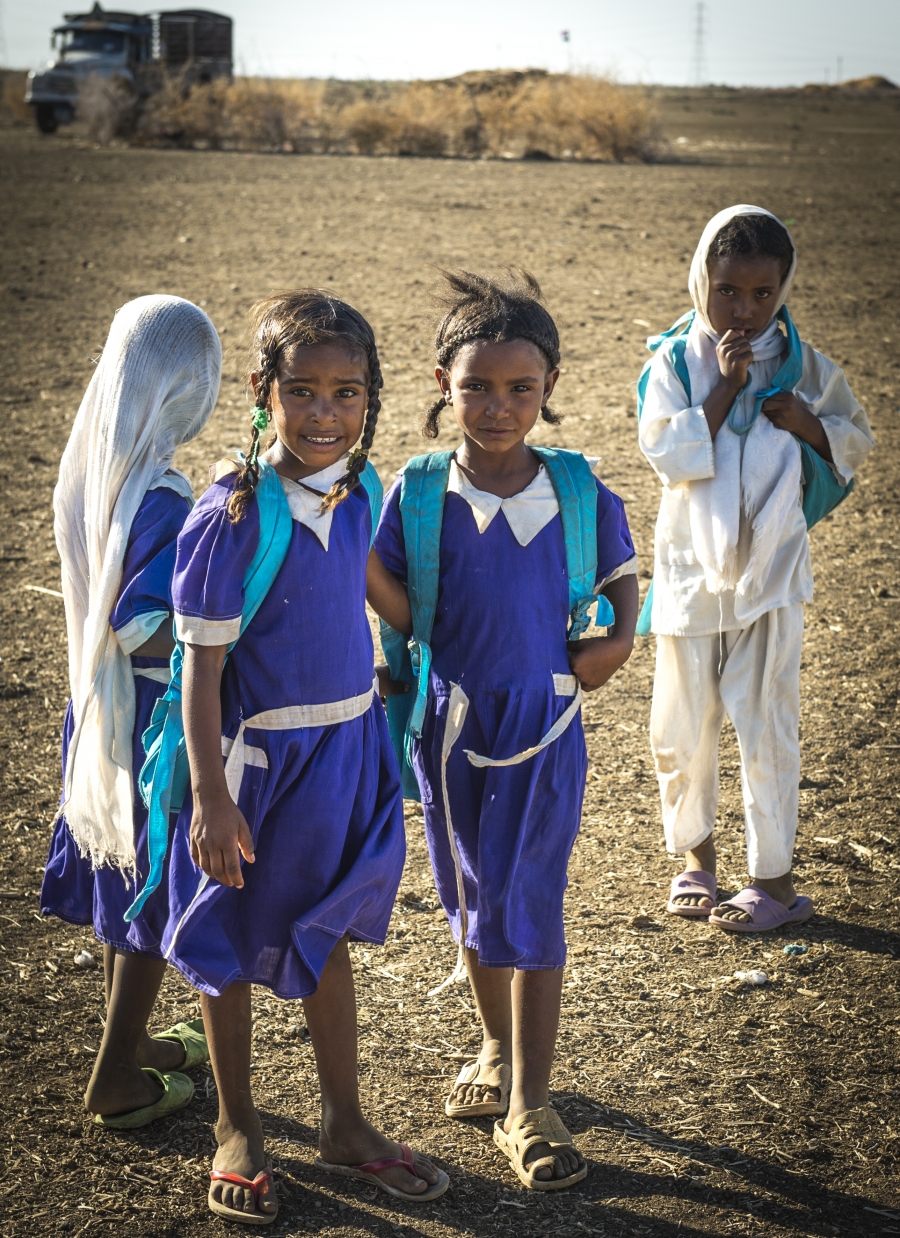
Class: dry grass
0,71,31,124
129,69,658,161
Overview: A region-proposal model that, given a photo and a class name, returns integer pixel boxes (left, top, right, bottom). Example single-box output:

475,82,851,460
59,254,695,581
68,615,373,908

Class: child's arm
366,548,413,636
567,573,638,692
183,642,255,888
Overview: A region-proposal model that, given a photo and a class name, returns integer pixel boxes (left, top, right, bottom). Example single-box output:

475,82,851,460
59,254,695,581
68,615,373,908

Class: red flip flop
315,1142,449,1202
208,1168,277,1225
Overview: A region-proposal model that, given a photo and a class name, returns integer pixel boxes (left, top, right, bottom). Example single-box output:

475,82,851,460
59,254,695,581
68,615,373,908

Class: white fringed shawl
54,295,221,871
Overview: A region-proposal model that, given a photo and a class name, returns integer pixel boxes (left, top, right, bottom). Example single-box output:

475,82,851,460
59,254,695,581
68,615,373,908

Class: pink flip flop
709,885,814,934
314,1142,449,1203
667,870,718,918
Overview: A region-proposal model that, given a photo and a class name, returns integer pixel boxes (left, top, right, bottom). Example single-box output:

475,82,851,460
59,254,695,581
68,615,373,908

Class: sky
3,0,899,88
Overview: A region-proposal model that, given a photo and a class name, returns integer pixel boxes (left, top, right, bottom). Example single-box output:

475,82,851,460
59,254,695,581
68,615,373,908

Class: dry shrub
1,72,31,124
77,74,136,142
126,70,658,162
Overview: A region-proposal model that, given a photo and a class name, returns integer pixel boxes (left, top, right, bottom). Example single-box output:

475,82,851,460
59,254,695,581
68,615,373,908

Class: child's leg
650,633,726,907
85,947,183,1115
446,948,512,1109
718,605,804,919
203,981,278,1219
304,937,442,1196
501,968,583,1182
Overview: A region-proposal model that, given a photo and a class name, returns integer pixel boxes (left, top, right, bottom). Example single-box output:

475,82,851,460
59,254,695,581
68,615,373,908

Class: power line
692,2,707,87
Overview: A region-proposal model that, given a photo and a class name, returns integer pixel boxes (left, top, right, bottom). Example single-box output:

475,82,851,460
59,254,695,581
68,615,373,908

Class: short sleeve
173,478,260,646
373,475,408,583
111,488,192,654
594,479,637,589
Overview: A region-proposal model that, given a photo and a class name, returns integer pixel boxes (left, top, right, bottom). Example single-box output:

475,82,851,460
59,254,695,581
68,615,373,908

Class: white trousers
649,603,804,879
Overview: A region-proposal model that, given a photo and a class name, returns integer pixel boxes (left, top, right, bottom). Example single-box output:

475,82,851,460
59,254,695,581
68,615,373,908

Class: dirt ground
0,87,898,1238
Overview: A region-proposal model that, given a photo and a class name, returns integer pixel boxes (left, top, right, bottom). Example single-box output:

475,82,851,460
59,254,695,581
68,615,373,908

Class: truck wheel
35,104,58,134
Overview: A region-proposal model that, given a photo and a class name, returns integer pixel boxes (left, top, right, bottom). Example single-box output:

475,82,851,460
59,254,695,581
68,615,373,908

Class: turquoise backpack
125,458,384,921
381,447,615,802
635,305,853,637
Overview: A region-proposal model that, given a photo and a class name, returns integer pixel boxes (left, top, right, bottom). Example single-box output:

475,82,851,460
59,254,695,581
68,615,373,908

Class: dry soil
0,87,898,1238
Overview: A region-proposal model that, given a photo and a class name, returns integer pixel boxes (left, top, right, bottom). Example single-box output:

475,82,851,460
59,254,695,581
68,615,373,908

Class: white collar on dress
278,455,349,551
447,454,601,548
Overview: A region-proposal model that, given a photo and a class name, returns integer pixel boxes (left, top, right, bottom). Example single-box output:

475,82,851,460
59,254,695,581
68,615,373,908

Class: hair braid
321,349,383,511
227,335,279,522
422,269,563,438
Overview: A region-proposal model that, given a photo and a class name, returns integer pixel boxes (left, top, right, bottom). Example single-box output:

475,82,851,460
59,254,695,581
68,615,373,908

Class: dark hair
423,269,562,439
707,213,794,282
228,289,383,522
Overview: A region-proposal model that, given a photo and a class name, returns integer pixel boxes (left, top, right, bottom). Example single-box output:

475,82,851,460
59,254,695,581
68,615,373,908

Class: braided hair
423,269,563,439
707,214,794,282
228,289,384,522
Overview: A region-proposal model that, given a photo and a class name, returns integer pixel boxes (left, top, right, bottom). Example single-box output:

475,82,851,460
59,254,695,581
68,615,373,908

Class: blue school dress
40,487,192,952
138,466,405,999
374,459,634,970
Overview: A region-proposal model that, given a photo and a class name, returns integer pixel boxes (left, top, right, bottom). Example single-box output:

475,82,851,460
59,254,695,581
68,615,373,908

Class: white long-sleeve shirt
639,339,874,636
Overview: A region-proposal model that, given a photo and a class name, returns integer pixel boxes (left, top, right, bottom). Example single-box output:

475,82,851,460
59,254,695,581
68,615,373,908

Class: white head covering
688,203,796,355
54,295,221,871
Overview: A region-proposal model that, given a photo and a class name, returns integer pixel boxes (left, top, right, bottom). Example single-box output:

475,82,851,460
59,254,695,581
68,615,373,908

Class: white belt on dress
430,673,583,995
221,679,377,802
133,666,171,684
163,678,377,961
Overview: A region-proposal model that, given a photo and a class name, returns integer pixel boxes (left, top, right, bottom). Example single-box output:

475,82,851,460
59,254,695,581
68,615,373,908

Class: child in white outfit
638,204,874,932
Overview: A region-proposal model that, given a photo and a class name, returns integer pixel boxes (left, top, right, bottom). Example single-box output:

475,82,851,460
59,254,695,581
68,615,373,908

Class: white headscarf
681,205,802,603
54,295,221,871
689,203,796,334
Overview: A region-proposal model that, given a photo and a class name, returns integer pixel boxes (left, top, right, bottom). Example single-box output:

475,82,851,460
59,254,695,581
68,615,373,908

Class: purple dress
135,473,406,999
374,466,634,970
40,487,191,953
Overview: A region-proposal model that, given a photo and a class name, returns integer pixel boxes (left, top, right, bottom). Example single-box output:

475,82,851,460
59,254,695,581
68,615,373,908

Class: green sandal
153,1017,209,1069
93,1068,194,1130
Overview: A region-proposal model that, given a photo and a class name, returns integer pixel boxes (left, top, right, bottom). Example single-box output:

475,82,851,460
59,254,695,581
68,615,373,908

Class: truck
25,5,233,134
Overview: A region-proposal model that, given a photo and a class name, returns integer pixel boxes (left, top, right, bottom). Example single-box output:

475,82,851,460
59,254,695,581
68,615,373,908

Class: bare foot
671,836,717,910
136,1030,186,1073
715,873,797,924
84,1056,164,1116
448,1038,509,1110
319,1118,441,1198
502,1107,584,1183
209,1116,277,1220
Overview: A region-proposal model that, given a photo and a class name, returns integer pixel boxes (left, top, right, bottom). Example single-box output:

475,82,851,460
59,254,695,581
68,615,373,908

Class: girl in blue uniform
42,295,221,1126
148,291,446,1224
368,271,638,1191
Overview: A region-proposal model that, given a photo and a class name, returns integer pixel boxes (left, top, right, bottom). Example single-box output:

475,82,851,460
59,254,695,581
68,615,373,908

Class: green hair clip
251,406,269,433
347,446,369,470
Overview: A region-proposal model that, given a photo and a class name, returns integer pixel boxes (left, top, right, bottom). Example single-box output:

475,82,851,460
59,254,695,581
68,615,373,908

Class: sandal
493,1106,587,1192
445,1058,511,1118
153,1016,209,1070
92,1067,194,1129
709,885,814,934
208,1168,277,1226
667,870,718,918
315,1142,449,1202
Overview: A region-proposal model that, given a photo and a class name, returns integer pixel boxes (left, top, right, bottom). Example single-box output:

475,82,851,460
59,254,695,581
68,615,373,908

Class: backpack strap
358,460,384,548
531,447,614,635
380,451,453,801
125,460,293,922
